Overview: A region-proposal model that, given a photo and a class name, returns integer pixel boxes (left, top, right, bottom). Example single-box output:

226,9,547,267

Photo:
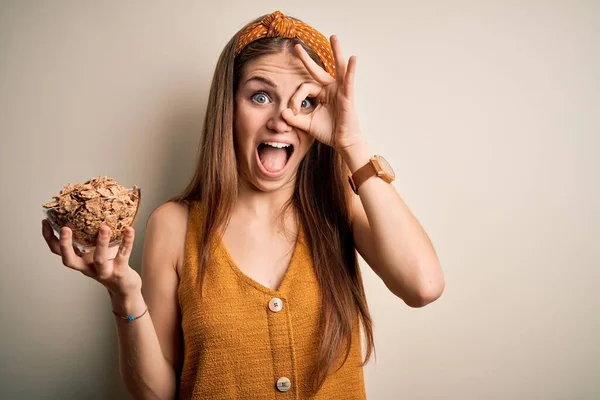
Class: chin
249,163,299,193
253,178,296,193
236,161,299,195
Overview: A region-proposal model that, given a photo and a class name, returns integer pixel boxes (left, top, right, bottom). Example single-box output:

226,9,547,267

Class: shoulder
148,200,190,230
145,200,190,276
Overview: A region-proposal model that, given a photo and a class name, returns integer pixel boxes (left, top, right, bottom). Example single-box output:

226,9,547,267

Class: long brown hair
170,14,374,394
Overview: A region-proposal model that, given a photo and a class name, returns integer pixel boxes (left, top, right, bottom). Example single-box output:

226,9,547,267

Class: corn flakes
43,176,140,247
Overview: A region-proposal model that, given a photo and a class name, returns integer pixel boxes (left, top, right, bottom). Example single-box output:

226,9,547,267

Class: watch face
376,156,395,179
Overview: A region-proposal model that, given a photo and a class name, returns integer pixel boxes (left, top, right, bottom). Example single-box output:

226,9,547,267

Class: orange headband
234,11,336,78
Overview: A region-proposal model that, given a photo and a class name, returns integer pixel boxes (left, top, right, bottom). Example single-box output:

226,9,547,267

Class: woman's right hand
42,220,142,299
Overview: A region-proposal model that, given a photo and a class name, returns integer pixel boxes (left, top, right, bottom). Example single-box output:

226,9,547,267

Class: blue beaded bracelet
112,306,148,322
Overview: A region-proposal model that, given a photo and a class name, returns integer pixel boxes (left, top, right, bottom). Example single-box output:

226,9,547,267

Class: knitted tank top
177,201,367,399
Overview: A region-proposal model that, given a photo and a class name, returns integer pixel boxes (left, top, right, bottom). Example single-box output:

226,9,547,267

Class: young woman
42,11,444,400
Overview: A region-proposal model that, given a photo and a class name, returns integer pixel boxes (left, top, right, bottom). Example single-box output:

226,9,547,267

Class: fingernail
100,227,108,237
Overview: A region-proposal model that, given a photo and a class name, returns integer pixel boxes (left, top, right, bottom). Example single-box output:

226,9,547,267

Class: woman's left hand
282,35,363,153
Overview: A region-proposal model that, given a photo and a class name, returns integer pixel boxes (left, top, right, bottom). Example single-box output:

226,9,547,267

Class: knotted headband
234,11,336,78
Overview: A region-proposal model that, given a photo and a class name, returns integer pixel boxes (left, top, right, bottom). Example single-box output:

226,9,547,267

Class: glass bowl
42,187,141,254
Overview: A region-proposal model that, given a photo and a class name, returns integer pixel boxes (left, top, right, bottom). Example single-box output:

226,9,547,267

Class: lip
255,146,292,179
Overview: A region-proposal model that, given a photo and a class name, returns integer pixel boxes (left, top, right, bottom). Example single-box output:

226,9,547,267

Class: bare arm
114,202,187,398
111,289,176,400
344,140,445,308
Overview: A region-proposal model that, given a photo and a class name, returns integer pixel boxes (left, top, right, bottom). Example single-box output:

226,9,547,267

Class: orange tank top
177,201,367,399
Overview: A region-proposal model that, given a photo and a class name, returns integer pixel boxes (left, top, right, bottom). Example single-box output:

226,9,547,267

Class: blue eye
301,98,315,109
251,92,270,104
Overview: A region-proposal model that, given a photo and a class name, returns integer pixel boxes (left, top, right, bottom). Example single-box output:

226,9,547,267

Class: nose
266,108,292,133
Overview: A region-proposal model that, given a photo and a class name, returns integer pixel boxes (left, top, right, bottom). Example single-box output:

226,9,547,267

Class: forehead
240,51,315,85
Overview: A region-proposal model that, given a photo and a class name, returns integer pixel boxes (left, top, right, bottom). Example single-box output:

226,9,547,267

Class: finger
42,220,61,255
330,35,347,85
58,227,88,272
114,227,135,269
281,108,313,133
93,225,113,280
289,82,322,115
294,44,335,86
344,56,357,101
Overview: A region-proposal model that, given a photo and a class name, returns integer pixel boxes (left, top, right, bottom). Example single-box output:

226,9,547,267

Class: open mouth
256,141,294,175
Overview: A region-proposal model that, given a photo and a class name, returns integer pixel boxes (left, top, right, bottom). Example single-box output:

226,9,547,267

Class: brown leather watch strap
348,160,376,194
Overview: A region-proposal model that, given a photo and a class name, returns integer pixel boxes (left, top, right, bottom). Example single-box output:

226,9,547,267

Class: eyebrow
244,76,278,88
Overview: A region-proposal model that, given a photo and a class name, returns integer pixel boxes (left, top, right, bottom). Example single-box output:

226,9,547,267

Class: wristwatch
348,155,395,194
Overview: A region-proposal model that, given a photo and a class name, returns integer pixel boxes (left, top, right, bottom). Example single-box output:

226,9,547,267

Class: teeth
262,141,291,149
